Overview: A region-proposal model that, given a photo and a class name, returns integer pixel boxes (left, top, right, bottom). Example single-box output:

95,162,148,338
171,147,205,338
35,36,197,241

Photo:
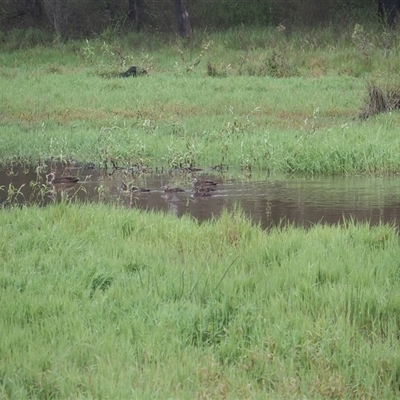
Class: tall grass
1,25,400,173
1,203,400,398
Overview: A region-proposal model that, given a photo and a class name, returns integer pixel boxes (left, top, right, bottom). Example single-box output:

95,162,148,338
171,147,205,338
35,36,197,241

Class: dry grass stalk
360,84,400,119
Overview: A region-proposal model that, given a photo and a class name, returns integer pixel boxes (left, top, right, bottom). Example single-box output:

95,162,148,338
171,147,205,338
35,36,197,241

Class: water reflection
1,165,400,230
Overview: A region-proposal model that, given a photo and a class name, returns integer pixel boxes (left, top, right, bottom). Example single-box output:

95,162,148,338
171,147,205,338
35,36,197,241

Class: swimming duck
46,172,79,185
120,181,150,193
192,177,218,188
192,187,212,197
161,185,185,193
130,186,150,193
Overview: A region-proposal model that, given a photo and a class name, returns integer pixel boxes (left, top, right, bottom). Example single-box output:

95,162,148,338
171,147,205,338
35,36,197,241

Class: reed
1,203,400,398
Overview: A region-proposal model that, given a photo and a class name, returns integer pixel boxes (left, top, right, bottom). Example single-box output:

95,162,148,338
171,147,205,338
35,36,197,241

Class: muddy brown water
2,165,400,230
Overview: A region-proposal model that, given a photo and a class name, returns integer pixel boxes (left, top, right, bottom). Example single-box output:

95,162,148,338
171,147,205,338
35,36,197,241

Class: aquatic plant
0,182,25,207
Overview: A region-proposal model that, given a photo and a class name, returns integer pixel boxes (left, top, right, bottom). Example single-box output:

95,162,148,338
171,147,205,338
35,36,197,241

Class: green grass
2,25,400,398
1,203,400,398
1,25,400,173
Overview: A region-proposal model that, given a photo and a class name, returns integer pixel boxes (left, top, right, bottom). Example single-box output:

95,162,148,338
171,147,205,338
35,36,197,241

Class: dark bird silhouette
46,172,79,185
119,66,148,78
119,66,137,77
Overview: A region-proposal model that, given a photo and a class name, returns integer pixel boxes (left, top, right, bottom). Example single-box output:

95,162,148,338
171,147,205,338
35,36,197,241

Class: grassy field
2,25,400,398
1,203,400,398
1,25,400,174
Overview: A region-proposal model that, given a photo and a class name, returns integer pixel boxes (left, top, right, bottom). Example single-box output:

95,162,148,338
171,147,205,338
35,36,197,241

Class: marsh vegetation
2,20,400,398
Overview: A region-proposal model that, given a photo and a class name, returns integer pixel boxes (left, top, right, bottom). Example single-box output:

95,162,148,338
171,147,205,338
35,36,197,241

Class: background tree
1,0,46,30
175,0,192,38
128,0,144,30
378,0,400,26
42,0,73,39
0,0,380,39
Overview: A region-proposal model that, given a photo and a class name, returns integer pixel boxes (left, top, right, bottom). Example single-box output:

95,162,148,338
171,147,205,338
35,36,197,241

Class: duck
192,177,218,188
192,187,212,197
119,181,129,192
161,185,185,193
119,66,137,77
120,181,151,193
135,187,151,193
46,172,79,185
129,185,151,193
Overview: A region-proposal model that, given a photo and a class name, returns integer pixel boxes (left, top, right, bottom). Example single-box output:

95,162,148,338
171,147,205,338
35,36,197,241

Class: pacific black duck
120,181,150,193
161,185,185,193
192,187,212,197
192,177,218,188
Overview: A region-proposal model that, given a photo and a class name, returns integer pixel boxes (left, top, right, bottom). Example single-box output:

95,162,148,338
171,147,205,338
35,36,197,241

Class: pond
1,164,400,230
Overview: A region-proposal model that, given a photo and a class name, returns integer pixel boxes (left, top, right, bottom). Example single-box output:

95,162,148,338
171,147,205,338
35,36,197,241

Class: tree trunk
128,0,143,30
175,0,192,38
5,0,44,23
29,0,44,20
43,0,72,39
378,0,400,26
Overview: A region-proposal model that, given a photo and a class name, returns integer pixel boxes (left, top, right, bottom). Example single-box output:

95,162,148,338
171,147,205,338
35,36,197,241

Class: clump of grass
175,41,212,74
351,24,373,61
163,140,200,169
0,182,26,207
206,61,228,77
360,83,400,119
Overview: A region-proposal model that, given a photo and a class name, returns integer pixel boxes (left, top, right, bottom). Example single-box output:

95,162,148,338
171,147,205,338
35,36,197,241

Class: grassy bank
1,203,400,398
1,25,400,174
